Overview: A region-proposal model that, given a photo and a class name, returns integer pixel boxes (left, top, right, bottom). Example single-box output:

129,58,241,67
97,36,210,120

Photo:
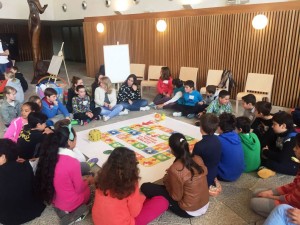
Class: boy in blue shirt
41,88,71,126
172,80,203,118
217,113,244,182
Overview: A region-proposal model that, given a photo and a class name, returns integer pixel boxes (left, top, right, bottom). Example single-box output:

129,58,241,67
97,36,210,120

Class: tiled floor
1,61,294,225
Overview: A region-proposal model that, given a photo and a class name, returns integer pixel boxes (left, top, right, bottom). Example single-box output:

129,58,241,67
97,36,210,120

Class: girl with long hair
117,74,149,113
92,147,168,225
35,120,92,223
94,76,123,121
141,133,209,218
66,76,84,113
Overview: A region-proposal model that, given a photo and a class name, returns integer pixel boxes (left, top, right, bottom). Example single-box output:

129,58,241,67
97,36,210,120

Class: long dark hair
95,147,139,200
160,66,171,80
35,121,76,204
23,112,47,131
123,74,138,86
169,133,203,180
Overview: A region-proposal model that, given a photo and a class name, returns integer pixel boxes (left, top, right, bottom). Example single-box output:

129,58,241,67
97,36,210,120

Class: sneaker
195,120,201,126
103,116,110,122
70,119,79,125
140,106,150,111
148,102,155,108
119,109,129,116
187,113,195,119
87,158,99,168
257,167,276,179
173,112,182,117
59,204,89,225
80,120,84,126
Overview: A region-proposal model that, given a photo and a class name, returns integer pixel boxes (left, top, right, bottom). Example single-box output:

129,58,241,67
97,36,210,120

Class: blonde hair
5,72,16,82
4,86,17,99
100,77,113,94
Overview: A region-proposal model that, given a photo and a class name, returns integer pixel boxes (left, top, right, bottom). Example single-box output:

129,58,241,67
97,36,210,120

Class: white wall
0,0,291,21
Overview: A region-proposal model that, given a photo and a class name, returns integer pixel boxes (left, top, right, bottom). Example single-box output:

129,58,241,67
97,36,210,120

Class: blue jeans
100,104,123,118
119,99,148,111
264,204,294,225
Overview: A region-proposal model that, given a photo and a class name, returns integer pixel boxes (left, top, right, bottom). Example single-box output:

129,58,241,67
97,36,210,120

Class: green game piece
103,150,113,154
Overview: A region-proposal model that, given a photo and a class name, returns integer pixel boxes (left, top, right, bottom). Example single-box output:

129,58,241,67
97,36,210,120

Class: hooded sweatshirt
218,131,244,181
6,78,24,103
239,132,261,172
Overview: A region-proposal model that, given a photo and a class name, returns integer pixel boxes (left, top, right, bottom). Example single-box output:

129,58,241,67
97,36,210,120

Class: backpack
217,69,236,93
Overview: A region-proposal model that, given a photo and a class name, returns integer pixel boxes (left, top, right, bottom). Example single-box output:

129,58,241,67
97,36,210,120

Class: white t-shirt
0,41,9,64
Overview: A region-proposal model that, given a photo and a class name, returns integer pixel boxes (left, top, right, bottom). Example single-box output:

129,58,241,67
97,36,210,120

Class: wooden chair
179,67,199,87
200,70,225,95
130,63,146,81
236,73,274,114
140,65,164,97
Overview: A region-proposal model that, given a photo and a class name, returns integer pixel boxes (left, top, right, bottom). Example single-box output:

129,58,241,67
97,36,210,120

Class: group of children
1,65,300,225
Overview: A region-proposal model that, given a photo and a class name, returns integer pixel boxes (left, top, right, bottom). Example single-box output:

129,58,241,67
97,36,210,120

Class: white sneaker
103,116,110,122
119,109,129,116
173,112,182,117
140,106,150,111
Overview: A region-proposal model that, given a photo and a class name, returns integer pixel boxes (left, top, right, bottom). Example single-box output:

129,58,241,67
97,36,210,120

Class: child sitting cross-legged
250,133,300,218
192,113,222,197
4,102,40,142
205,90,232,116
41,87,71,126
236,116,261,173
72,85,101,126
172,80,203,119
141,133,209,218
258,111,299,178
217,113,244,182
92,147,168,225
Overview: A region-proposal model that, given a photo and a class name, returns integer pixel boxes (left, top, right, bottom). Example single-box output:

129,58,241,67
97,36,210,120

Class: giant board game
76,114,202,183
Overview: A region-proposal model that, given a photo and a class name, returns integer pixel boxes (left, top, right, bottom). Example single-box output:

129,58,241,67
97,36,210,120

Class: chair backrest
130,63,146,80
245,73,274,98
179,67,199,87
206,70,224,86
148,65,164,81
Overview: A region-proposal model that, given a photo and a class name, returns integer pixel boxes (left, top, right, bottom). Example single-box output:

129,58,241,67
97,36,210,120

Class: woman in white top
94,77,123,121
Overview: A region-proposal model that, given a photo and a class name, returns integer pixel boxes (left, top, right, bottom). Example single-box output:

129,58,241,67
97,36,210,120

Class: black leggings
140,183,193,218
73,107,101,121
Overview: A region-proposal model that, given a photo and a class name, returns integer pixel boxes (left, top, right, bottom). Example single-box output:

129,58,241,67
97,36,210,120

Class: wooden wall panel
83,2,300,107
0,24,53,62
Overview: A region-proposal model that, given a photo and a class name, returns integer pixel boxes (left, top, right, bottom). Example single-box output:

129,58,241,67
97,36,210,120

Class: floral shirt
117,84,141,103
72,95,91,113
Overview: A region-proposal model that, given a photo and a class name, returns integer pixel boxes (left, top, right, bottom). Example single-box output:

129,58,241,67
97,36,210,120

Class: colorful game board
76,114,202,183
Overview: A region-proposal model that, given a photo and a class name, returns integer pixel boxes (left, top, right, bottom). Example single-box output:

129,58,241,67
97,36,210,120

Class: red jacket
157,77,173,96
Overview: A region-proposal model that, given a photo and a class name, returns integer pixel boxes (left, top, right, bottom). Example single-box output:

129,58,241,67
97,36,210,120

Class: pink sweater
53,148,90,212
4,117,24,142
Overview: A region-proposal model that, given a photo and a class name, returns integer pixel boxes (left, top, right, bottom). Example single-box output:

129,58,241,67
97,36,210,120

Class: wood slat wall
0,24,53,62
83,2,300,107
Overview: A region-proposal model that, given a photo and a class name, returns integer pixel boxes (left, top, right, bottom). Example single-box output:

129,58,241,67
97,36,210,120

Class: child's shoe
103,116,110,122
87,158,99,168
257,167,276,179
119,109,129,116
173,112,182,117
187,113,195,119
71,119,79,125
140,106,150,111
148,102,155,108
57,204,89,225
80,120,84,126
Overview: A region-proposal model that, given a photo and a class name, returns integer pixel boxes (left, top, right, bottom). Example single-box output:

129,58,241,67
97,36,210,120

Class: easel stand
57,42,70,86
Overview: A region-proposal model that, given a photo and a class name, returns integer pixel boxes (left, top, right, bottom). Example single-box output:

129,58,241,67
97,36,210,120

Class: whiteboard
47,55,63,75
103,44,130,83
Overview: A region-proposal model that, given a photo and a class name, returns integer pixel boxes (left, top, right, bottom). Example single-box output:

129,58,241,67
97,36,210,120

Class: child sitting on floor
5,71,24,103
205,90,232,116
0,86,21,127
241,94,256,123
41,87,71,126
141,133,209,218
192,113,222,196
236,116,261,172
258,111,299,178
172,80,203,118
250,133,300,218
217,113,244,182
72,85,101,125
4,102,39,142
92,147,168,225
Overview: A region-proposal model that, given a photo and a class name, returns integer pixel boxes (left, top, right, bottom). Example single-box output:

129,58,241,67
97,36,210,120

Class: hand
128,99,133,105
287,208,300,225
65,117,70,121
262,146,269,151
156,104,164,109
257,189,274,198
108,104,113,110
197,112,203,118
16,157,25,163
198,101,204,105
104,102,109,107
84,175,95,185
132,85,137,91
43,127,53,134
53,100,58,106
165,94,170,97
